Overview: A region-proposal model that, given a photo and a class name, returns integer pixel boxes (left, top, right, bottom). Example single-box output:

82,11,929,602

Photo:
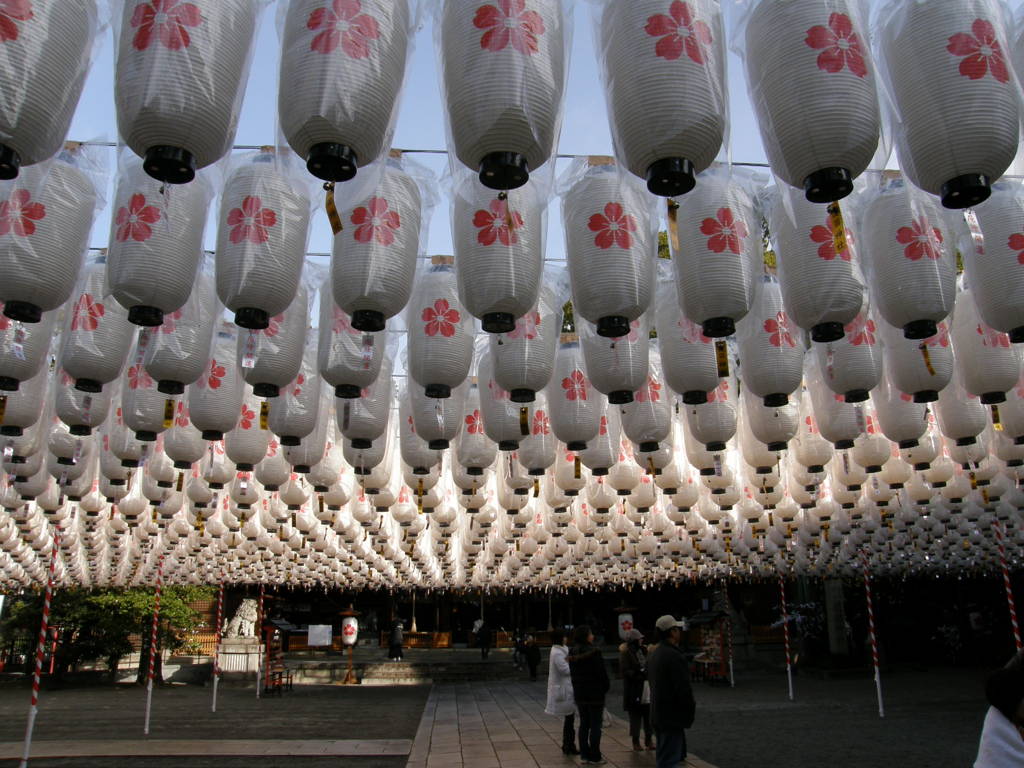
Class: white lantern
806,354,861,449
950,284,1020,404
597,0,726,196
861,181,956,339
187,326,245,441
120,341,176,441
935,375,988,446
163,402,206,470
0,153,97,323
580,315,650,406
285,392,333,474
268,338,322,446
744,0,879,201
406,258,474,399
490,282,560,403
224,387,270,471
236,284,308,398
737,277,805,407
516,390,556,476
812,307,881,402
479,348,532,452
317,278,384,399
410,378,467,450
0,367,46,437
399,392,441,473
279,0,412,180
620,346,672,452
56,370,111,436
115,0,262,183
578,403,619,476
564,160,656,337
455,381,498,473
440,0,568,189
656,274,721,403
792,389,834,472
971,181,1024,341
255,439,291,491
216,151,311,330
331,159,423,331
341,615,359,647
337,354,392,449
878,315,953,403
547,334,603,450
0,305,56,391
877,0,1020,208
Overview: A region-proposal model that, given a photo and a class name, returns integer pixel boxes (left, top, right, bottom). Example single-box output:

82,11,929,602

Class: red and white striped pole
255,584,264,700
995,521,1022,651
861,551,884,718
211,580,225,713
779,574,793,701
143,555,166,735
19,526,61,768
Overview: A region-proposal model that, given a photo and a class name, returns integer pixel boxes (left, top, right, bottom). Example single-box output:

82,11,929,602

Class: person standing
568,625,610,766
620,628,654,751
477,620,492,660
524,635,541,681
388,620,404,662
647,615,696,768
544,629,578,756
974,651,1024,767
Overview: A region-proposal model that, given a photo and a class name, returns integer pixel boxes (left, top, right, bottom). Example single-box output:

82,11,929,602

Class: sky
66,1,771,262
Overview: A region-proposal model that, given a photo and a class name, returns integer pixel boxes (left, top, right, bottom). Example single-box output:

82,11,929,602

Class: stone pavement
406,682,715,768
0,739,409,760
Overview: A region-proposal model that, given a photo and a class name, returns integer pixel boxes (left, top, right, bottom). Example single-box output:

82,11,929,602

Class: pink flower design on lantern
899,391,913,403
0,189,44,237
896,217,943,261
678,317,711,344
923,323,950,348
267,439,278,457
634,376,662,404
227,196,277,245
488,379,510,401
131,0,201,52
473,198,524,247
239,404,256,430
809,215,851,261
508,311,540,340
804,13,867,77
158,309,182,334
532,410,550,436
71,294,104,332
562,370,587,401
0,308,9,331
707,380,729,403
764,311,796,348
700,207,748,255
844,315,876,346
805,415,817,433
645,1,712,64
599,415,608,436
175,402,189,428
422,299,460,338
261,314,284,338
115,193,161,243
589,203,637,250
308,0,380,58
947,18,1009,84
474,0,545,55
204,360,226,390
291,373,306,397
1007,232,1024,265
127,364,152,390
977,324,1011,348
465,409,483,434
332,307,361,335
612,320,641,343
0,0,32,43
407,414,415,434
351,197,400,245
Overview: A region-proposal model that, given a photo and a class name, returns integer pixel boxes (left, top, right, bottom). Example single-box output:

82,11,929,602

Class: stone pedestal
218,637,261,675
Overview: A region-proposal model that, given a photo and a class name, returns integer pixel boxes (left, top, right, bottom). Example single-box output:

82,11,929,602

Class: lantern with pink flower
876,0,1020,208
406,258,474,399
516,390,556,475
744,0,879,202
163,401,205,469
0,302,56,392
791,389,834,473
577,402,619,477
736,277,805,407
950,284,1020,404
870,365,928,449
337,353,392,449
285,391,333,474
877,315,953,403
478,346,531,451
187,325,245,441
235,284,308,399
224,386,271,471
440,0,568,190
399,389,441,473
655,273,720,404
580,313,650,406
683,368,736,452
317,278,384,399
279,0,412,181
268,337,322,446
806,354,861,449
456,380,498,474
546,334,602,451
970,181,1024,342
115,0,263,183
120,339,174,442
409,376,467,450
811,305,881,403
490,282,561,402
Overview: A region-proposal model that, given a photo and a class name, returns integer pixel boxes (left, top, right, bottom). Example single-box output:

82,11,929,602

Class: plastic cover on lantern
0,147,103,323
806,352,862,449
317,277,385,399
970,180,1024,341
255,437,290,490
406,257,474,399
489,273,563,403
950,281,1020,404
594,0,726,198
236,280,309,398
215,149,312,330
187,324,245,442
577,401,618,476
285,390,333,474
399,387,442,473
278,0,414,181
738,0,880,202
580,312,650,406
0,366,46,437
655,263,721,404
114,0,266,183
410,376,467,450
736,274,805,407
438,0,570,190
224,386,271,471
163,401,206,469
0,304,56,392
516,390,556,475
811,302,880,402
563,159,658,339
874,0,1020,209
877,314,953,403
478,343,535,451
120,337,176,442
792,388,834,472
683,367,737,452
546,332,603,451
337,352,392,449
935,370,988,446
55,369,111,436
996,374,1024,441
268,336,322,446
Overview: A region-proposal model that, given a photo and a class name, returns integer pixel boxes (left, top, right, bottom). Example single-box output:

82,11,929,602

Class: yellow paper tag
0,395,6,424
827,201,847,257
919,345,936,375
325,182,343,235
647,456,656,476
176,472,184,492
519,406,529,436
667,199,680,255
763,249,777,271
318,495,325,516
969,472,978,490
714,340,729,376
260,401,270,430
992,404,1003,431
163,399,174,429
574,457,581,480
534,479,540,497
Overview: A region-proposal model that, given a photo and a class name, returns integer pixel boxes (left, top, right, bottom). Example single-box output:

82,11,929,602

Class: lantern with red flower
317,278,384,399
655,270,720,404
399,389,441,474
490,283,561,402
811,305,881,403
456,380,498,474
546,333,602,451
878,314,953,404
236,284,308,399
406,258,474,399
620,344,672,452
163,402,205,469
517,390,556,475
187,324,245,441
805,354,862,450
736,276,805,407
950,284,1020,404
683,361,736,452
121,339,173,443
478,346,530,451
268,336,323,446
0,301,56,391
580,312,650,406
55,368,112,437
225,386,271,470
970,180,1024,342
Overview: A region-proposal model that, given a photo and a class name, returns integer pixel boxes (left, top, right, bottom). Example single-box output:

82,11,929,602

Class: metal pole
861,551,885,718
143,554,166,736
19,526,61,768
211,580,225,713
779,575,793,702
996,521,1022,651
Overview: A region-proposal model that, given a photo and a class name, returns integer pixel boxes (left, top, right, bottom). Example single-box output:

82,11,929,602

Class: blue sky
66,3,772,262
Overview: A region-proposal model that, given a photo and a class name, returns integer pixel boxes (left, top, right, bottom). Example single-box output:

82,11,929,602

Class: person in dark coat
477,621,492,660
568,624,610,766
647,615,696,768
388,620,404,661
619,629,653,751
524,634,542,681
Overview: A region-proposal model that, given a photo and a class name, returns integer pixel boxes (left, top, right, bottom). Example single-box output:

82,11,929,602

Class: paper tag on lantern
519,406,529,436
854,405,866,434
969,472,978,490
176,472,184,492
533,479,540,497
842,452,850,474
963,210,984,261
763,249,777,272
919,344,935,375
260,401,269,430
162,399,174,429
827,201,847,257
982,488,990,505
342,402,351,431
242,331,257,368
714,340,729,377
666,199,679,255
361,334,374,369
81,395,92,423
573,457,581,479
647,456,656,476
11,322,25,361
325,183,343,235
2,443,12,460
0,396,6,425
992,404,1003,431
713,454,722,476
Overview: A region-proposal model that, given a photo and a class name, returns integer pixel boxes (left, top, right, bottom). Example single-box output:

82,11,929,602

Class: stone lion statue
224,599,259,638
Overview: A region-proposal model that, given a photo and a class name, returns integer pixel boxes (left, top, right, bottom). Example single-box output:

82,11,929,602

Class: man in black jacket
647,615,696,768
568,625,610,766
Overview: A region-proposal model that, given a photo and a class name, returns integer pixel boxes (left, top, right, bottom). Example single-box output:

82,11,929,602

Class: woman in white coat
545,629,578,756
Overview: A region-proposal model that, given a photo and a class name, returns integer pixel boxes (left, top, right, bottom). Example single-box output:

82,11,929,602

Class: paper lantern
331,159,423,331
0,304,56,391
935,375,988,446
744,0,879,201
738,403,784,471
279,0,411,180
489,282,560,402
120,342,176,442
59,258,136,394
807,354,861,449
673,167,760,337
597,0,725,196
142,266,218,395
406,258,474,398
971,181,1024,341
410,377,467,450
516,390,556,475
578,403,619,476
255,439,291,491
737,277,805,406
877,0,1019,208
55,370,111,436
0,154,97,323
951,284,1020,403
479,347,533,451
878,316,952,403
0,367,46,437
546,334,603,451
579,313,650,406
224,387,270,471
236,284,308,398
861,182,955,339
684,375,736,452
115,0,262,183
792,389,834,472
440,0,568,189
187,326,245,441
163,403,206,469
811,307,880,402
285,392,332,474
267,338,322,446
454,174,544,333
997,374,1024,443
456,381,497,473
769,188,863,341
564,161,656,337
317,278,384,399
619,347,672,452
216,151,311,330
399,392,441,473
337,353,392,449
655,273,720,404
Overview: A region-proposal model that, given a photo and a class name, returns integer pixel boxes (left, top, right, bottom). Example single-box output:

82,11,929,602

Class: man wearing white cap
647,615,696,768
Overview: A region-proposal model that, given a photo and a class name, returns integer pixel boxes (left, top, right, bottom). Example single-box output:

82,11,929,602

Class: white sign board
307,624,332,647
